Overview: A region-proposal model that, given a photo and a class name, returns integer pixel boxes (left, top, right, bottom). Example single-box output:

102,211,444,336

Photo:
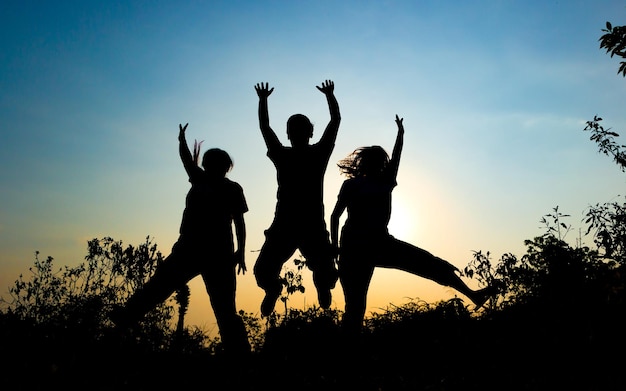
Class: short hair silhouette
110,123,251,356
286,114,314,146
252,80,341,317
202,148,233,176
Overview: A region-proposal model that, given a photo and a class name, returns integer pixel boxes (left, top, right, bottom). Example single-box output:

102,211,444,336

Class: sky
1,0,625,336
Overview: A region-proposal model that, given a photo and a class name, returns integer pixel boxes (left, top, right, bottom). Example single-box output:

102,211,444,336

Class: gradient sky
1,0,625,335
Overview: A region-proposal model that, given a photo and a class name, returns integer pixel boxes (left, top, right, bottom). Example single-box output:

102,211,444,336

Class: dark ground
3,307,625,391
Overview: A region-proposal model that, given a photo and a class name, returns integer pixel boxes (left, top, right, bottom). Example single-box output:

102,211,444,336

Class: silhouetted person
111,123,250,355
253,80,341,316
330,115,491,335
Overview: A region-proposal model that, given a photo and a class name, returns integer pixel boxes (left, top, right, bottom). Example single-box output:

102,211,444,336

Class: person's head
286,114,314,147
202,148,233,178
337,146,389,178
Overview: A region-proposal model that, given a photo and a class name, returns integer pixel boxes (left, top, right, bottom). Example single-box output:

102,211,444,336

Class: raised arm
316,80,341,146
388,115,404,180
178,123,198,177
254,82,281,151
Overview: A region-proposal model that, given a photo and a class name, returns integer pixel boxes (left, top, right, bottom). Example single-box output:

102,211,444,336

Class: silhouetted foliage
585,22,626,173
585,197,626,265
0,236,214,354
2,218,626,390
278,257,306,312
261,307,342,357
465,206,625,315
2,237,164,326
600,21,626,77
584,116,626,172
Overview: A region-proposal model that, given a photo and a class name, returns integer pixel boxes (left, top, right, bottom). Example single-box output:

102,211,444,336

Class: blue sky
1,0,625,333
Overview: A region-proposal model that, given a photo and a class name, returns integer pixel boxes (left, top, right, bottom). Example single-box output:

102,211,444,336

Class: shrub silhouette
2,211,626,390
0,236,212,353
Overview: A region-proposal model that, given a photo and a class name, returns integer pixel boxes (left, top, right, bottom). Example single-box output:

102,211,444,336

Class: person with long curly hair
330,115,491,336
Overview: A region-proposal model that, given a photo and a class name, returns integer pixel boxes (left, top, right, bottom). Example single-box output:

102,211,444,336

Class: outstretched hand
316,79,334,95
179,123,188,141
255,82,274,98
395,115,404,132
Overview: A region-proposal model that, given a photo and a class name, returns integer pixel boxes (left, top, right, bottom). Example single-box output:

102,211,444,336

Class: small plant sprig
584,116,626,172
278,257,306,316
